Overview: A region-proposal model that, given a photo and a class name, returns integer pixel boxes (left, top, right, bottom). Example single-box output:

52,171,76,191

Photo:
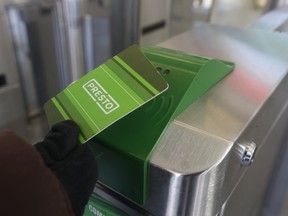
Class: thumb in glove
35,120,98,216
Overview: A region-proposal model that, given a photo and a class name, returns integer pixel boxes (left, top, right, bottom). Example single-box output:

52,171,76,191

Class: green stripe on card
100,64,145,104
52,98,69,120
56,92,97,140
52,97,86,144
66,89,101,131
107,60,153,101
79,135,85,144
111,59,155,98
113,56,159,95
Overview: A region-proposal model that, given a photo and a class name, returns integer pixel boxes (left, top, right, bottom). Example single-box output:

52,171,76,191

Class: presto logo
83,79,120,114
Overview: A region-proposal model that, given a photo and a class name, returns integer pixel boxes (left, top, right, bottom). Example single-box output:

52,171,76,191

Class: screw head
241,142,257,166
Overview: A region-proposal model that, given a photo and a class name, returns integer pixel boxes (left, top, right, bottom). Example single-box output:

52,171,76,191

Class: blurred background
0,0,288,215
1,0,285,141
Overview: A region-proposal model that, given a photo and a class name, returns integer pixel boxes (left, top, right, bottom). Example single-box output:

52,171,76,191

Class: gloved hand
35,120,98,216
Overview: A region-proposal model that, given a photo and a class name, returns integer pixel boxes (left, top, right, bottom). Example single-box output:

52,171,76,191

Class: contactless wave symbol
145,95,175,126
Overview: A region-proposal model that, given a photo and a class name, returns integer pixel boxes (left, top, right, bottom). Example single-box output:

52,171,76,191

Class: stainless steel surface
267,0,283,11
139,0,170,45
82,0,140,68
54,0,87,84
141,24,288,215
140,0,167,28
6,1,62,117
249,8,288,31
109,0,140,56
92,24,288,215
219,93,288,215
250,9,288,216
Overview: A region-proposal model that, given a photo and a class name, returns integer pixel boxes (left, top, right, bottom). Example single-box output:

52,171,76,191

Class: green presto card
44,45,168,143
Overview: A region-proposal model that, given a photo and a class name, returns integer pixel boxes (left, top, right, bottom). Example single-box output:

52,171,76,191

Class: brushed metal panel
143,25,288,216
219,99,288,216
249,9,288,31
150,123,232,174
92,25,288,216
140,0,168,28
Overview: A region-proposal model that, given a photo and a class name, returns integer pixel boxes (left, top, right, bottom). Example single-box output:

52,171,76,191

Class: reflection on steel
53,0,86,85
92,24,288,216
110,0,140,55
249,8,288,32
143,24,288,216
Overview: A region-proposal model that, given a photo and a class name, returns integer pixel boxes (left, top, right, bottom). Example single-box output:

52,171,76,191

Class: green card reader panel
84,193,128,216
89,45,235,204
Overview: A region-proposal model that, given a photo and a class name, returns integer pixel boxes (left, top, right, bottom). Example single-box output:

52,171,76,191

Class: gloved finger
35,120,80,166
50,143,98,216
48,139,86,174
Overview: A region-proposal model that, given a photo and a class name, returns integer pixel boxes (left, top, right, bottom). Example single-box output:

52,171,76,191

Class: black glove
35,120,98,216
